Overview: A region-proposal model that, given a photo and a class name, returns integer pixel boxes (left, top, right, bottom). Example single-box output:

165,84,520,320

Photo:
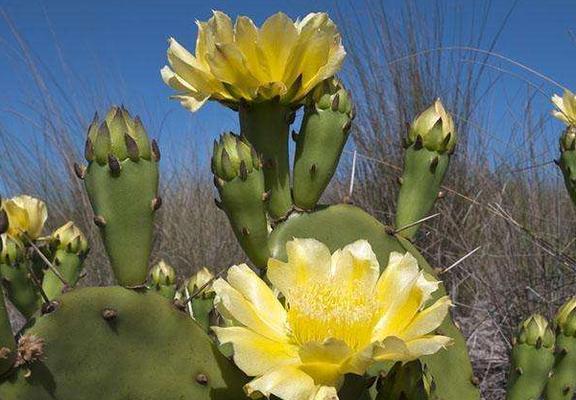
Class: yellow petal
400,296,451,340
405,335,453,357
212,278,287,341
267,238,332,296
258,12,299,81
226,264,287,331
234,16,270,82
213,326,298,376
311,386,339,400
245,366,318,400
171,94,209,112
330,239,379,289
161,66,196,92
374,252,420,309
206,43,259,99
7,195,47,239
373,336,412,362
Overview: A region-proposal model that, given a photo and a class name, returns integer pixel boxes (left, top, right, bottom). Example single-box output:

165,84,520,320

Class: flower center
285,280,378,350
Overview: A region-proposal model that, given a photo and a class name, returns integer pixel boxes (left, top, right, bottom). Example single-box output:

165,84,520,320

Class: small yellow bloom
212,239,452,400
161,11,346,112
552,90,576,125
2,195,47,240
188,267,215,294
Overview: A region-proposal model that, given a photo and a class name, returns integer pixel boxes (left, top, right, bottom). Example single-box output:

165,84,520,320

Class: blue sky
0,0,575,169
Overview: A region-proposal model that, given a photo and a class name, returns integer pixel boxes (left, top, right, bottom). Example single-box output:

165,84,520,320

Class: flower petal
405,335,453,357
330,239,379,289
213,326,298,376
212,277,287,341
400,296,451,340
226,264,287,331
267,238,332,296
244,366,318,400
258,12,299,80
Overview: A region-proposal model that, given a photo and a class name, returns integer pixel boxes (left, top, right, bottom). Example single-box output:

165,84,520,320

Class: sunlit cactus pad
0,287,246,400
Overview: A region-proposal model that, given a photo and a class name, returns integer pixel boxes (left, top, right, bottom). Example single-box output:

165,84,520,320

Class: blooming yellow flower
2,195,47,240
552,90,576,125
212,239,452,400
161,11,346,112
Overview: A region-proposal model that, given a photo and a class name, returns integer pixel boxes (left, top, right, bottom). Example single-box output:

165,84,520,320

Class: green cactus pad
545,332,576,400
0,287,16,376
269,204,480,400
0,287,247,400
42,251,84,300
0,261,42,319
84,158,159,286
395,146,450,240
292,79,353,210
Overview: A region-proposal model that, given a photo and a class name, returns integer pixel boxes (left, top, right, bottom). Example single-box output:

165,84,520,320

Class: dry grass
2,1,575,398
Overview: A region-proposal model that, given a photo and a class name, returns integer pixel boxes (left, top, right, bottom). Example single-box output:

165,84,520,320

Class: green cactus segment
41,251,83,300
395,147,449,240
0,287,247,400
558,126,576,207
545,298,576,400
84,106,159,287
506,315,556,400
239,101,293,219
292,79,353,210
375,361,430,400
270,204,479,400
213,133,269,268
0,286,16,376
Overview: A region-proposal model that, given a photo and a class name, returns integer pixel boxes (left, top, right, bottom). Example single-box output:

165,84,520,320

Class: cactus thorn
443,132,452,146
84,138,95,161
414,135,423,150
108,154,121,175
430,156,439,173
41,301,59,315
101,308,118,321
239,160,248,181
331,93,340,111
342,119,352,132
536,337,543,349
214,198,222,210
73,162,86,179
291,130,299,142
438,191,445,199
152,197,163,211
554,159,560,166
261,191,270,202
195,373,209,385
242,227,250,237
124,133,140,160
397,176,404,185
515,367,523,375
563,385,571,395
350,103,356,120
470,375,480,386
0,209,8,235
93,215,107,227
151,139,161,161
213,176,224,189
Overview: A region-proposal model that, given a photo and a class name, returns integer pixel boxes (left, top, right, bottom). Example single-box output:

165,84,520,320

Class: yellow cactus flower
188,267,215,294
2,195,47,240
161,11,346,112
212,239,452,400
552,90,576,125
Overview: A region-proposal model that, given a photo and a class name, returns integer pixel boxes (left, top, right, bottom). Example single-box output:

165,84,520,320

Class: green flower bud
555,297,576,336
560,125,576,152
408,99,456,153
0,234,25,265
307,78,353,114
211,132,261,181
85,106,153,165
186,267,215,295
51,222,89,256
517,314,555,348
150,260,176,287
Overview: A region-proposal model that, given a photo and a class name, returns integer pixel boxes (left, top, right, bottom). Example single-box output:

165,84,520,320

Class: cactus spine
82,106,159,286
292,78,354,210
395,99,456,239
507,314,556,400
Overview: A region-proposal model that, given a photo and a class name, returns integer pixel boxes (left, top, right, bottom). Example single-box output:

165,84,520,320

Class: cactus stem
108,154,121,175
73,162,86,179
93,215,107,227
151,139,161,161
196,373,208,385
101,308,118,321
331,93,340,111
151,197,163,211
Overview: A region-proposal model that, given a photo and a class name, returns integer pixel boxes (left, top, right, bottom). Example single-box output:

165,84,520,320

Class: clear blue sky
0,0,575,168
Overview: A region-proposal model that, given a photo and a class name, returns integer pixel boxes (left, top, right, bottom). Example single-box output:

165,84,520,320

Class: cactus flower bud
86,106,152,165
307,78,353,114
1,195,47,240
408,99,456,153
150,260,176,287
0,234,25,265
187,267,215,295
560,125,576,152
552,90,576,126
555,297,576,336
517,314,555,348
211,133,261,181
51,222,89,256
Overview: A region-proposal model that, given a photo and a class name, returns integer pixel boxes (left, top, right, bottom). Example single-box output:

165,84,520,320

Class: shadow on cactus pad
0,287,247,400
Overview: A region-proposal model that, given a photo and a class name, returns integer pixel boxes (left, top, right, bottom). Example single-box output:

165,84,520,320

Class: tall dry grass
1,2,575,398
